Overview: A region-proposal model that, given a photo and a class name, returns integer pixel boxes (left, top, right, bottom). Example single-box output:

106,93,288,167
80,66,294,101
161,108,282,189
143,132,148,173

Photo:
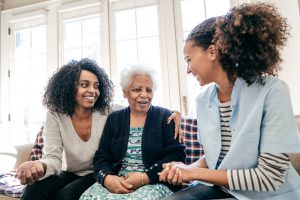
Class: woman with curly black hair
16,58,117,200
160,3,300,199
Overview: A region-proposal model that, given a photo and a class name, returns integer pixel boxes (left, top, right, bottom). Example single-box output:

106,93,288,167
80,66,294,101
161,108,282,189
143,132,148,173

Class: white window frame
57,0,107,68
0,8,48,148
109,0,181,109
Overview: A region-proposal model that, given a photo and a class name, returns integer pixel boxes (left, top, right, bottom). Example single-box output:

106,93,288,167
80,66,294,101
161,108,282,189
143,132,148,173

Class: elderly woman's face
123,74,154,115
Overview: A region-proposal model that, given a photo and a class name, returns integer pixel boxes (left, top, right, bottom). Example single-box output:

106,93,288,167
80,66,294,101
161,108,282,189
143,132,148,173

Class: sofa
0,116,299,200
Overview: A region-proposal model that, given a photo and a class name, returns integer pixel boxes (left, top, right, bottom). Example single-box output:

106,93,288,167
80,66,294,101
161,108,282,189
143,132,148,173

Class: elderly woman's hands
124,172,150,189
167,111,183,143
16,160,46,185
104,175,134,194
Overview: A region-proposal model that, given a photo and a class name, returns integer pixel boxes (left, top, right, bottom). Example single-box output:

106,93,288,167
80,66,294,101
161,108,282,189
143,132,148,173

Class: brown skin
159,160,228,187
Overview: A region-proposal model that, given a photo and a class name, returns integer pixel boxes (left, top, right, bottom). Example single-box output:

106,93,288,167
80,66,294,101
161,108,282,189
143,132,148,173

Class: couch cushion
29,125,44,161
181,118,204,165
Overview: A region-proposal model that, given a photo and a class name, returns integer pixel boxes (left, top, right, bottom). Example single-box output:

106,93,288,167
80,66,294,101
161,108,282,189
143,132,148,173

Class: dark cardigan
93,105,186,191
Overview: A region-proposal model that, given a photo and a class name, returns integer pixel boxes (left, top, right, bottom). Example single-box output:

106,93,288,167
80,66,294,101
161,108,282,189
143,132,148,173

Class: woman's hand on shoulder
167,110,183,143
104,175,134,194
16,160,45,185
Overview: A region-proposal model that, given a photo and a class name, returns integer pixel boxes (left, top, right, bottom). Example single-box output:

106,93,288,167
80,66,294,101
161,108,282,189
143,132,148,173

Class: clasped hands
104,172,148,194
16,160,46,185
158,162,195,185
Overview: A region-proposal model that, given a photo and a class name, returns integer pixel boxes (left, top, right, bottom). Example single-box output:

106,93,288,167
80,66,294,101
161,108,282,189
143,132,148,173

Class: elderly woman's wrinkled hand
124,172,148,189
104,175,134,194
16,160,45,185
167,111,183,143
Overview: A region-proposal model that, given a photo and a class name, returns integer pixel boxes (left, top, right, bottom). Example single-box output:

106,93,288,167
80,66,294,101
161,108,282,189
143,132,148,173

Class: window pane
31,26,46,54
137,37,160,68
116,39,138,71
64,48,82,63
206,0,230,18
15,29,31,57
82,45,101,64
82,17,100,46
63,15,101,64
136,6,158,37
181,0,205,32
64,20,81,49
115,9,136,41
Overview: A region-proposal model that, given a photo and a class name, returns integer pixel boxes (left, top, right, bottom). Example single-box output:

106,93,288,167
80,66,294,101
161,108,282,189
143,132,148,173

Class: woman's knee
21,182,50,200
54,174,95,200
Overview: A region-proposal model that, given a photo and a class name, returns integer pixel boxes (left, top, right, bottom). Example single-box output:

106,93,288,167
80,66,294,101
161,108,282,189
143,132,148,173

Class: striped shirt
217,101,290,191
217,101,232,167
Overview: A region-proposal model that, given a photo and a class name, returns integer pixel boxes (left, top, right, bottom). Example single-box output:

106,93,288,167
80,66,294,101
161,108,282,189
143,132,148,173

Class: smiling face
123,74,154,115
184,40,217,86
75,70,100,111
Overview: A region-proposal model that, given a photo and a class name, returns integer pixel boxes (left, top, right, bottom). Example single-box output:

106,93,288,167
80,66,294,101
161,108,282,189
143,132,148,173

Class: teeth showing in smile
84,96,95,100
138,101,148,104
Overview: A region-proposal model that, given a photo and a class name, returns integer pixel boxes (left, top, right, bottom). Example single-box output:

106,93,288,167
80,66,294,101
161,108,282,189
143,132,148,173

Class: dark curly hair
43,58,114,116
187,3,290,85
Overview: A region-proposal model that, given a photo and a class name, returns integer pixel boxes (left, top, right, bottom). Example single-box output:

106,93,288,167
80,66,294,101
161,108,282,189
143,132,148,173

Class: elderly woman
80,65,186,199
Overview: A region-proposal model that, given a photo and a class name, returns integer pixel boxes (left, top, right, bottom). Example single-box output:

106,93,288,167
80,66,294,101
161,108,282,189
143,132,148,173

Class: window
176,0,230,117
110,1,163,106
7,21,47,148
59,5,102,64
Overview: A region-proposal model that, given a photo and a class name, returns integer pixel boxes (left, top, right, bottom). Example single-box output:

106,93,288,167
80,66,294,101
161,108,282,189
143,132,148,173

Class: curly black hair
186,3,290,85
43,58,114,116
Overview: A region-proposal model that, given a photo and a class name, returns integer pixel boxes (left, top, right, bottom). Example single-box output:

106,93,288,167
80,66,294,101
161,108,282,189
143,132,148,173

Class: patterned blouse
119,127,145,176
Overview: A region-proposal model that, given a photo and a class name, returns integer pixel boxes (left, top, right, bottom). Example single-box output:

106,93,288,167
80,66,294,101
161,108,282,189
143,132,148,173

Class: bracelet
141,172,144,185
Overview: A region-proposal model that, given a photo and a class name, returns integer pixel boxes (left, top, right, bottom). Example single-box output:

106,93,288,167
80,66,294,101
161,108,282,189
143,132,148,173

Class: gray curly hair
119,63,157,91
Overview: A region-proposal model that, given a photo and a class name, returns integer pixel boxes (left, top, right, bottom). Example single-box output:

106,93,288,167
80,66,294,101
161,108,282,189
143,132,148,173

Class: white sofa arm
13,143,34,169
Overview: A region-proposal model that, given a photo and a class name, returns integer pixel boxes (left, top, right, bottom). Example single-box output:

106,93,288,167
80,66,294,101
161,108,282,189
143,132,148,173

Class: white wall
275,0,300,115
248,0,300,115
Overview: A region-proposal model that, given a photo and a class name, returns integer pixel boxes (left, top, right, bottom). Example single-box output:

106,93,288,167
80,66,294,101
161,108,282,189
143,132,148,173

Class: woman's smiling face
184,40,216,86
123,74,154,115
75,70,100,110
